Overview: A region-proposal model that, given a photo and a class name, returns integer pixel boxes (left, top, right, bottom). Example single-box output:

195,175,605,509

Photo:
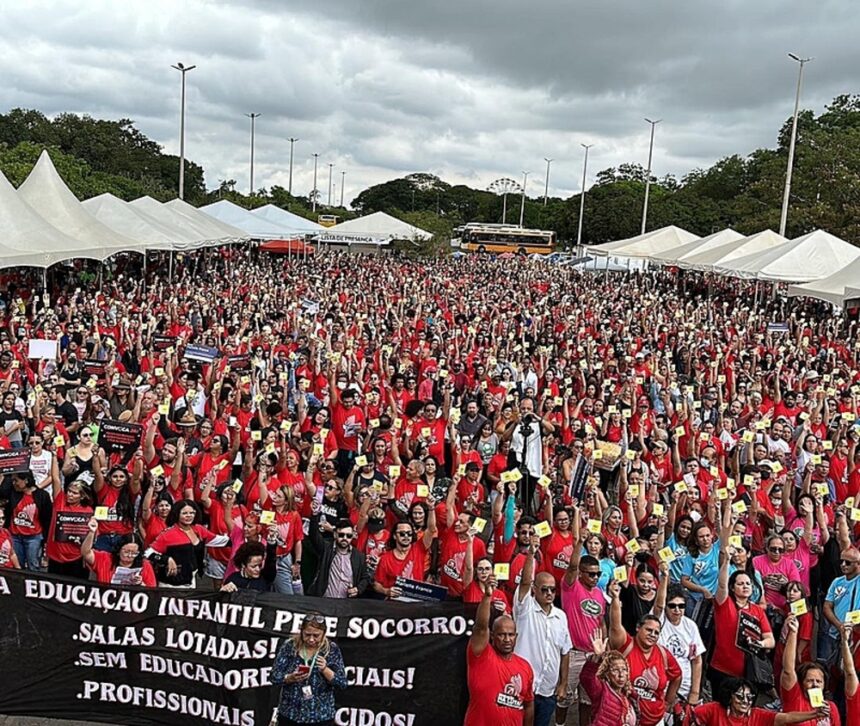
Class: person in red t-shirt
464,578,534,726
695,676,827,725
842,625,860,725
81,517,156,587
780,615,841,726
439,511,486,597
608,579,681,726
372,507,437,599
46,479,93,579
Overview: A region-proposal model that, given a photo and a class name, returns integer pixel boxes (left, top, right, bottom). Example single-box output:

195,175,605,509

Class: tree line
3,94,860,248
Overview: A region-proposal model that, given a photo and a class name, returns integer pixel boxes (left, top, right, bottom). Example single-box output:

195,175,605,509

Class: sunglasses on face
769,547,785,553
538,586,556,594
666,603,685,610
733,692,755,703
841,559,860,566
581,571,600,578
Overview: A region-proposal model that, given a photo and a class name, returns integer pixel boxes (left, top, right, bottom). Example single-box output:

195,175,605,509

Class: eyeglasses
732,691,755,703
666,603,685,610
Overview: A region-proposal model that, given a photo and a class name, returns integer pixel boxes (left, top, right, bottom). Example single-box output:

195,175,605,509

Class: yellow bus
318,214,339,228
453,223,556,255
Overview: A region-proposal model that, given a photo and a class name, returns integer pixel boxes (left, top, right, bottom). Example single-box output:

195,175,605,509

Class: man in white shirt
514,537,572,726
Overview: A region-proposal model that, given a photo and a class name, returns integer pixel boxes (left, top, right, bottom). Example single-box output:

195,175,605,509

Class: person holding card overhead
694,676,833,725
439,510,486,597
81,517,156,587
780,615,841,725
513,534,571,726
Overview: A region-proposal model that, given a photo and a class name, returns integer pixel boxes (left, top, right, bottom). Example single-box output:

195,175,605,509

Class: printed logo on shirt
400,560,415,580
443,551,466,581
553,544,573,570
496,673,524,710
632,665,660,702
13,503,36,529
581,599,602,617
693,560,708,576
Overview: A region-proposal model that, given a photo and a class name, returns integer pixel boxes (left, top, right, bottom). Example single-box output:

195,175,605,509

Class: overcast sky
1,0,857,205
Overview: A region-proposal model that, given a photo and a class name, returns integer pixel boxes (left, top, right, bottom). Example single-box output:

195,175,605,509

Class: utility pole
779,54,813,237
577,144,593,249
311,153,319,213
340,170,345,207
246,113,261,199
543,158,553,206
171,62,196,199
519,171,529,227
288,137,298,195
641,118,662,235
328,163,334,206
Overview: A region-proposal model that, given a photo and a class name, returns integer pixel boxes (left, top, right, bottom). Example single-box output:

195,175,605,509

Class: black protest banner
0,449,31,475
54,511,91,545
152,335,177,352
100,419,144,455
227,354,251,371
0,570,470,726
84,359,108,379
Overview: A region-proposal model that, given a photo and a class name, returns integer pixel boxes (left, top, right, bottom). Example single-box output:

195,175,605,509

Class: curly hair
596,651,632,696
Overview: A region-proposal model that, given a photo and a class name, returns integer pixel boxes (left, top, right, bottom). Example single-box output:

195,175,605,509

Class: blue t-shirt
825,575,860,637
681,542,721,595
665,534,689,583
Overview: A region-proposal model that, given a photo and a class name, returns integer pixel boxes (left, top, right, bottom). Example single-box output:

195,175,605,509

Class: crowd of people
1,244,860,725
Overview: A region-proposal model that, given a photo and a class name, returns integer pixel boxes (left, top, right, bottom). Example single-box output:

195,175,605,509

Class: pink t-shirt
786,539,811,590
561,576,606,651
752,554,800,610
223,524,249,581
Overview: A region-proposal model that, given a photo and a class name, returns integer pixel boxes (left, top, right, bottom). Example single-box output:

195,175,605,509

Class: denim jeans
274,554,303,595
12,533,43,571
533,694,557,726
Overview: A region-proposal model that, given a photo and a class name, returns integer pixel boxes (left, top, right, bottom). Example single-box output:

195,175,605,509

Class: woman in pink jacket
580,631,637,726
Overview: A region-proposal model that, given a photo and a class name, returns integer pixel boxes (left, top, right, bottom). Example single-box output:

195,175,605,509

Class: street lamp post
246,113,261,199
171,62,196,200
779,53,813,237
577,143,593,250
340,171,345,207
328,163,334,206
641,117,662,235
311,153,319,212
288,137,298,196
543,158,553,206
519,171,530,227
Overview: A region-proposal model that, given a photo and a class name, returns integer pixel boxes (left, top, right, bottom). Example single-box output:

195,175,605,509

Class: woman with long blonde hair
270,612,347,726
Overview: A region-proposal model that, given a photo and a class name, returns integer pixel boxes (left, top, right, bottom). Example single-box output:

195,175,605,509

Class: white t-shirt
659,613,706,697
30,450,54,493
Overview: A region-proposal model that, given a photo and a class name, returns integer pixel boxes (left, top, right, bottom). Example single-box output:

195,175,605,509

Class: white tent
0,171,96,268
251,204,325,234
17,150,146,259
82,193,200,251
199,200,295,239
588,225,699,259
715,229,860,282
130,197,229,249
164,199,247,243
325,211,432,241
649,229,745,264
787,256,860,307
679,230,788,271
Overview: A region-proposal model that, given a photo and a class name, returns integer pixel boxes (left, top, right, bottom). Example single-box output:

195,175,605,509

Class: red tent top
260,239,314,254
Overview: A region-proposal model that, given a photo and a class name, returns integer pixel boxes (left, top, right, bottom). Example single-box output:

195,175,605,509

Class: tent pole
169,250,174,281
42,267,47,292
